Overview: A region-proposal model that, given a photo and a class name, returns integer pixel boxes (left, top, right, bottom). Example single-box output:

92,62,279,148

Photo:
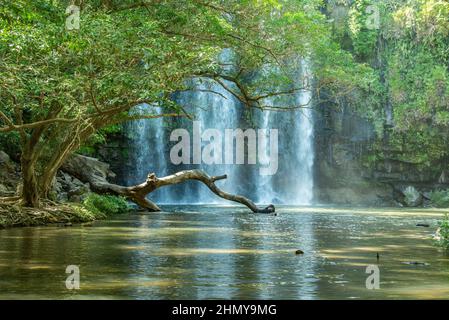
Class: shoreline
1,203,447,229
0,202,105,229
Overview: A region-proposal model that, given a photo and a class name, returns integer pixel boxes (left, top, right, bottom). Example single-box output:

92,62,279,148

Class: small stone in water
416,223,430,227
402,261,429,266
295,250,304,255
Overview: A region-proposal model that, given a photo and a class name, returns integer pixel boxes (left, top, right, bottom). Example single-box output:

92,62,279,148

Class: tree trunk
20,156,39,207
39,120,100,198
17,105,65,207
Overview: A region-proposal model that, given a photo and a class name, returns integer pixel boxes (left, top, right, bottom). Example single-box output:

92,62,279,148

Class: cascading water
256,109,275,203
125,104,170,203
176,79,242,203
253,60,314,205
291,60,314,204
125,59,314,205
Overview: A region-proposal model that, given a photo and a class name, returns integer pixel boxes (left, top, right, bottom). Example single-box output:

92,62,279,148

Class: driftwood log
61,156,275,213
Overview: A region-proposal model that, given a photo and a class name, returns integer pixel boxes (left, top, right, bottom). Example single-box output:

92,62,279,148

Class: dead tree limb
101,171,275,213
61,156,274,213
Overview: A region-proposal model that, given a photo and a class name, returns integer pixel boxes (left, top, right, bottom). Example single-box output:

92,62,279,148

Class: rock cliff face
94,133,131,185
313,104,449,207
313,105,391,206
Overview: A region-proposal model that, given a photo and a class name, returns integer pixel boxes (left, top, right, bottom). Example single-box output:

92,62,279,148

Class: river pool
0,205,448,299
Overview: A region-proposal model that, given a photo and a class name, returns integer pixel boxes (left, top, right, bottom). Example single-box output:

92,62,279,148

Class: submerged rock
416,223,430,227
295,250,304,255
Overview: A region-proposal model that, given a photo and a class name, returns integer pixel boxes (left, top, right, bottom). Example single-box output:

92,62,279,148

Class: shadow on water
0,205,448,299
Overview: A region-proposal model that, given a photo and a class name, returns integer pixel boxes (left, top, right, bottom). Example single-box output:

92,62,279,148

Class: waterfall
254,60,314,205
125,104,170,203
256,110,275,203
292,61,314,204
125,60,314,205
173,77,243,203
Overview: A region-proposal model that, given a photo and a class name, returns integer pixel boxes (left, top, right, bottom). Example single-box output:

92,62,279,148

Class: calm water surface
0,205,448,299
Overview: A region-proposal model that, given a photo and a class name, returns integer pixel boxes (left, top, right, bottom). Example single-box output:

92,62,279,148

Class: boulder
72,177,86,188
0,150,11,165
57,192,68,202
54,171,91,203
0,150,19,192
58,154,117,198
61,154,116,182
62,171,72,185
68,195,82,203
54,180,63,194
67,185,89,197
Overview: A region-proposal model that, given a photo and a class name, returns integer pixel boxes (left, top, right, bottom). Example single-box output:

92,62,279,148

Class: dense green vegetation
333,0,449,167
430,189,449,208
435,214,449,249
82,193,131,217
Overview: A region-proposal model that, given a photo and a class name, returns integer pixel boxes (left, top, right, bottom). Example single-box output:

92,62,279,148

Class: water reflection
0,206,448,299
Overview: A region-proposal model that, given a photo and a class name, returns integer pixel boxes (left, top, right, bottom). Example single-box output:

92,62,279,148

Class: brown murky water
0,205,448,299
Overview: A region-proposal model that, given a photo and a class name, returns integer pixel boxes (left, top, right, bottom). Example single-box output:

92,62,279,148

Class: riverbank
0,202,104,228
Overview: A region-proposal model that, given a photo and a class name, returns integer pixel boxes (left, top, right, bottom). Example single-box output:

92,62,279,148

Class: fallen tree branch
120,170,275,213
61,155,274,213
